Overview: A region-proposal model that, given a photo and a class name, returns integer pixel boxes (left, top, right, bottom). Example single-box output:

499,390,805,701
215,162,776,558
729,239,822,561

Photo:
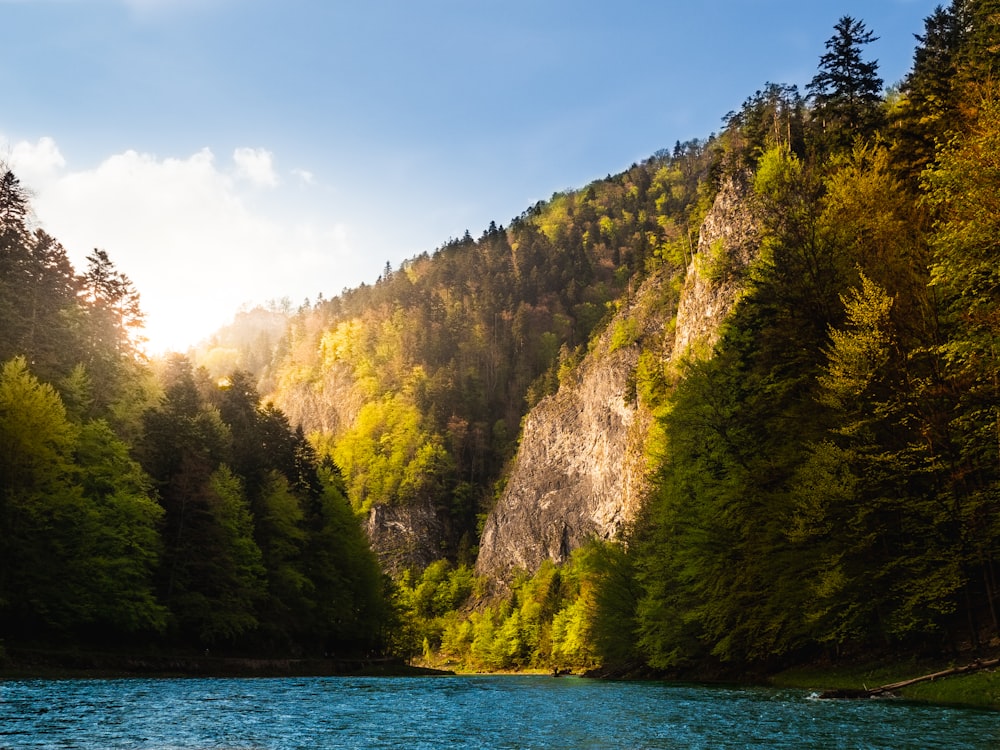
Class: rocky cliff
365,497,453,575
475,177,758,585
672,174,759,361
475,268,675,585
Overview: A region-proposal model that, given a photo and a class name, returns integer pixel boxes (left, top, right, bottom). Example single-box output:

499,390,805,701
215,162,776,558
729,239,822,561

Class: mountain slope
476,174,760,586
258,143,715,570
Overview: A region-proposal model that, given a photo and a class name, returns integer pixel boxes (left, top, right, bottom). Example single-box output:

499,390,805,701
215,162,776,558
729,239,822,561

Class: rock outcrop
475,269,675,586
365,498,453,575
475,176,758,586
672,174,759,360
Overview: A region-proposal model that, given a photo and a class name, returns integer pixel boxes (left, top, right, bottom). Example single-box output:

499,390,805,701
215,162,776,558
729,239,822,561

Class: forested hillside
0,178,388,657
258,2,1000,674
259,137,714,567
2,0,999,679
632,4,1000,671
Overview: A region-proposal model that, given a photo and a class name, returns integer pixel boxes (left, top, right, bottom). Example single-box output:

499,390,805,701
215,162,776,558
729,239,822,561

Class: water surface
2,674,998,749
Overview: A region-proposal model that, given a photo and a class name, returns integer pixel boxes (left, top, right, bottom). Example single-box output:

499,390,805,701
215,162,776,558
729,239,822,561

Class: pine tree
892,1,971,185
807,16,884,147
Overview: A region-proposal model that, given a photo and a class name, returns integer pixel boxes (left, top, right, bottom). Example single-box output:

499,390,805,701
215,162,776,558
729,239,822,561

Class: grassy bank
771,656,1000,711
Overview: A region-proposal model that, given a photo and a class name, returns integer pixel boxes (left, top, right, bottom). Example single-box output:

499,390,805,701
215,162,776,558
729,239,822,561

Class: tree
73,419,167,635
332,394,453,513
0,169,29,234
790,274,962,647
892,2,970,185
80,249,146,358
722,83,807,170
920,89,1000,640
957,0,1000,87
0,357,165,638
139,356,266,645
0,170,81,382
301,464,392,653
0,357,81,635
808,16,884,147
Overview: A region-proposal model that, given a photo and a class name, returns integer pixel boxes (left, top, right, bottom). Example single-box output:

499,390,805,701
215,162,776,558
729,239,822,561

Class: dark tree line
0,174,389,655
629,4,1000,672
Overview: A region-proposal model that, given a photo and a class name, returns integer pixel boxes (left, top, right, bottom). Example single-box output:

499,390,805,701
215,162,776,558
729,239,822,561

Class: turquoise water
1,675,998,749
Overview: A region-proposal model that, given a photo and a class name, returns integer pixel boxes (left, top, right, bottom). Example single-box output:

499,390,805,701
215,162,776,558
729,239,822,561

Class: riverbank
415,650,1000,712
0,646,454,679
5,645,997,713
771,654,1000,711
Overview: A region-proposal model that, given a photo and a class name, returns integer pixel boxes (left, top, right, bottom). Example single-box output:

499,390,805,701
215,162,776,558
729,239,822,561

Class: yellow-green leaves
819,272,894,411
333,394,452,513
753,143,802,201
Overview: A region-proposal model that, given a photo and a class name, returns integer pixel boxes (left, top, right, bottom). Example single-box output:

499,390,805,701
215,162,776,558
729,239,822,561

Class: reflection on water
1,675,998,749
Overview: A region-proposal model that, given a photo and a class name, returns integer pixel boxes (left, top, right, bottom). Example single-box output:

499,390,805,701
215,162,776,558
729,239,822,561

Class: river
1,674,998,748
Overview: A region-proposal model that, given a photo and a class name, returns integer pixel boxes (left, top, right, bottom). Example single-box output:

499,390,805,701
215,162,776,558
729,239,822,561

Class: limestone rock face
365,498,451,575
475,271,673,586
475,349,641,584
672,175,758,360
475,177,758,585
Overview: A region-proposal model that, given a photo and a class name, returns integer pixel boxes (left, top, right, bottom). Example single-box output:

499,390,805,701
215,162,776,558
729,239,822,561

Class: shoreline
4,647,997,712
0,647,454,680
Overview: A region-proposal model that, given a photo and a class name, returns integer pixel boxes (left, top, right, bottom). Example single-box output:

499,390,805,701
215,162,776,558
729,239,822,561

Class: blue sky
1,0,940,353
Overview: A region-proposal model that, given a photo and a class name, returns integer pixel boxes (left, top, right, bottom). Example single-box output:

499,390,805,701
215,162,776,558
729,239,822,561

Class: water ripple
1,675,998,749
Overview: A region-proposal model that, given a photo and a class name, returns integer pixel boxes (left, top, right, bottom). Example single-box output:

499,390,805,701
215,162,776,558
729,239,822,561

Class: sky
1,0,942,354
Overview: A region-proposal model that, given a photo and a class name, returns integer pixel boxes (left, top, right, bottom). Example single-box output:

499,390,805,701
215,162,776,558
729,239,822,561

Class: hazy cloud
7,140,353,353
292,168,316,185
233,147,279,188
4,136,66,188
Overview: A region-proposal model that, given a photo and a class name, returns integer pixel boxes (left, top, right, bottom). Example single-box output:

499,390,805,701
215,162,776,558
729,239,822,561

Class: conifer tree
807,16,884,147
892,1,971,185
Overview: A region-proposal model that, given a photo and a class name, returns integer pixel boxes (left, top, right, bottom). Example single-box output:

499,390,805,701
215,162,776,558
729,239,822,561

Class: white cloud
5,136,66,188
233,147,279,188
292,168,316,185
4,139,356,354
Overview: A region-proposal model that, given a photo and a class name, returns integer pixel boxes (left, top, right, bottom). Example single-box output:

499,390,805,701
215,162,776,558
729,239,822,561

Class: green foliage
570,541,641,667
722,83,807,171
263,146,711,557
393,560,478,660
633,17,1000,669
608,318,640,353
73,419,167,634
818,272,894,412
807,16,884,149
0,356,85,633
891,2,970,185
301,465,391,652
192,465,267,643
0,314,392,657
918,87,1000,646
407,541,638,673
693,239,732,282
333,394,453,513
135,356,393,652
0,358,165,638
753,143,803,201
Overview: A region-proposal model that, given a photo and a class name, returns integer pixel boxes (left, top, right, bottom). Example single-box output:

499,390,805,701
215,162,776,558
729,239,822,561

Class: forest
0,187,388,657
3,0,1000,677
